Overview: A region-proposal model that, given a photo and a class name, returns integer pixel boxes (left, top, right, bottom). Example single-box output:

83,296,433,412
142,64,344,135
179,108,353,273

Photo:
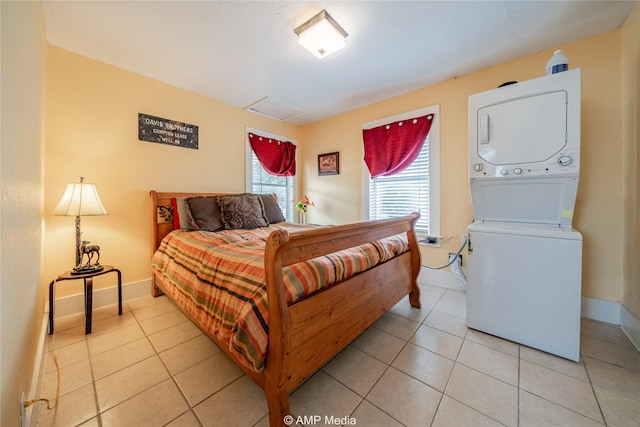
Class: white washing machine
467,222,582,361
467,69,582,361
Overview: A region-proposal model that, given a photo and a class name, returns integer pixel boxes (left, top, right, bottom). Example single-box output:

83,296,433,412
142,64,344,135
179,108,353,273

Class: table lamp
53,176,108,274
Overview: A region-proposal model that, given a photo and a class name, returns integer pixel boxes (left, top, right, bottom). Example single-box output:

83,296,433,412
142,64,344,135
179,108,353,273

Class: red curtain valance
363,114,434,178
249,133,296,177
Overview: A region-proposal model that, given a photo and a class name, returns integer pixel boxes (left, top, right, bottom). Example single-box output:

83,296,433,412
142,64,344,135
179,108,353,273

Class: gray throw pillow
257,194,286,223
173,197,195,230
185,196,224,232
217,194,269,230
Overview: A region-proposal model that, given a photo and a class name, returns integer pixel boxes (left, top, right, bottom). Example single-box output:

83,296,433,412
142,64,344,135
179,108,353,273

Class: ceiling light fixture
294,10,348,59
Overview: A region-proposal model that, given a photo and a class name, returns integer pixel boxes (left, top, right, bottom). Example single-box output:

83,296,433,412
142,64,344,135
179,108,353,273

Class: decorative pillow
171,197,195,231
217,194,269,230
257,193,286,224
185,196,224,232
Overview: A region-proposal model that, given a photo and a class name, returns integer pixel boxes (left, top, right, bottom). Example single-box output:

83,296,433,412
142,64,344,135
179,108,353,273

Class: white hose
450,254,467,289
423,234,468,290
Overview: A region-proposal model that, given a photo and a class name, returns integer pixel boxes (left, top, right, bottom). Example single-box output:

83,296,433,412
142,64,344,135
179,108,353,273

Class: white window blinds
369,135,430,235
251,151,294,221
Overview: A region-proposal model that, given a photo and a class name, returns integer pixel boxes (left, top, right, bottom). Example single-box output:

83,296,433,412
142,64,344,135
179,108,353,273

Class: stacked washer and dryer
466,69,582,361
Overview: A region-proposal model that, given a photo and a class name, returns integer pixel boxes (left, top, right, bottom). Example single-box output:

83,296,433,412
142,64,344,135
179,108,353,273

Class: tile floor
35,278,640,427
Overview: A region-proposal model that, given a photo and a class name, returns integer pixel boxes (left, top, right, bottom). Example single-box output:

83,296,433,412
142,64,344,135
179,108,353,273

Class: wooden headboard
150,190,230,256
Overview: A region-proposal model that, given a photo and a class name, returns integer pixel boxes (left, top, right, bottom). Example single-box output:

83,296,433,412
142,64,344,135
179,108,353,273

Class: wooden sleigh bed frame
150,190,422,426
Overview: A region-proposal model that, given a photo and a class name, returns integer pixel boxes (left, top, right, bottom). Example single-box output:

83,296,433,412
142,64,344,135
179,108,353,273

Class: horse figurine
79,240,101,266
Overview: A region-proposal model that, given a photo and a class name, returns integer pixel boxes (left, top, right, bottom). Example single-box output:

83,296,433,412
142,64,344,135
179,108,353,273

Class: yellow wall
1,1,47,425
621,3,640,319
43,46,302,297
303,31,625,302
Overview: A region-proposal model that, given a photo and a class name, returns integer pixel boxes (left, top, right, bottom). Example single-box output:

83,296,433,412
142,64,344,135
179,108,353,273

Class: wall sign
138,113,199,149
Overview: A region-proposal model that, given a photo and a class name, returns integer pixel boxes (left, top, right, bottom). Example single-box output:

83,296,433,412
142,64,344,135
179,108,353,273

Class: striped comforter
151,224,409,372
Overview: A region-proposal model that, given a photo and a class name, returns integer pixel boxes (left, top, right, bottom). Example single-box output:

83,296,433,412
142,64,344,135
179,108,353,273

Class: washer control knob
513,167,523,175
558,156,573,166
500,169,508,176
473,163,483,172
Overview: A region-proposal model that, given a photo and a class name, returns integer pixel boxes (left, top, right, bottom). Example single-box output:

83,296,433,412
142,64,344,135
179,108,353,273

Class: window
245,128,298,222
363,105,440,242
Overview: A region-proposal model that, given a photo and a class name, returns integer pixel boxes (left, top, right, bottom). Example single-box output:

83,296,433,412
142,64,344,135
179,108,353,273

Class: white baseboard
621,305,640,351
25,314,49,427
580,296,621,324
585,297,640,351
50,278,151,318
420,267,640,345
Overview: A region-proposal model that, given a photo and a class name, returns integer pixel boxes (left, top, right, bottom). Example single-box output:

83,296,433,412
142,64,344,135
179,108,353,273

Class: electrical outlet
449,252,462,267
20,392,26,427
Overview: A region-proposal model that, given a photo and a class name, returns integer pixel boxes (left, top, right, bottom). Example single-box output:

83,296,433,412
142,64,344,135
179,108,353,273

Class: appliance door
466,225,582,361
469,176,579,226
476,90,567,166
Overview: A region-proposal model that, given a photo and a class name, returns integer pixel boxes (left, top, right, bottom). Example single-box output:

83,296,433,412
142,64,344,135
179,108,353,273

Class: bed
149,191,421,426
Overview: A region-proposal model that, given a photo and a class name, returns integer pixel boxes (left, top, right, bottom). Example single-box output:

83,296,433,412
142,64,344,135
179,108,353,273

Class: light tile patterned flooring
36,278,640,427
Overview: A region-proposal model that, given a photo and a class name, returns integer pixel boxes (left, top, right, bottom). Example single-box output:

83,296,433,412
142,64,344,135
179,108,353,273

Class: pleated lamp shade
53,182,108,217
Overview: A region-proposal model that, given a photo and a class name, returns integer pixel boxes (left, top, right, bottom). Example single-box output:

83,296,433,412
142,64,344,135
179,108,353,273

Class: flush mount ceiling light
294,10,348,59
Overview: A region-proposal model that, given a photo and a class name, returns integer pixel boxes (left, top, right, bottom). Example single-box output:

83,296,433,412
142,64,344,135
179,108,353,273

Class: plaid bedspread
151,224,409,372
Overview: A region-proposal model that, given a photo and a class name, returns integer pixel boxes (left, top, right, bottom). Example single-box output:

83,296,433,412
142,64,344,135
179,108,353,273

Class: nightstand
48,265,122,334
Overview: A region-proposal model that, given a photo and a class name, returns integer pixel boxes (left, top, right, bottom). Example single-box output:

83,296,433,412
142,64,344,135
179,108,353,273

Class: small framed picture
318,152,339,176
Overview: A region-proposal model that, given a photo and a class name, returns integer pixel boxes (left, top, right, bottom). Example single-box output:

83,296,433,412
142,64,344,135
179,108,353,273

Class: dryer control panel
471,151,580,178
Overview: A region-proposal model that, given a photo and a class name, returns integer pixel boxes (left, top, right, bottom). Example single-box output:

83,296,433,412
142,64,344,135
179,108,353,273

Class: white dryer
467,69,582,361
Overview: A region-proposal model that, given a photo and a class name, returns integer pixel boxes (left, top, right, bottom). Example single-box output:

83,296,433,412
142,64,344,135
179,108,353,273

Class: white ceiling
41,1,637,126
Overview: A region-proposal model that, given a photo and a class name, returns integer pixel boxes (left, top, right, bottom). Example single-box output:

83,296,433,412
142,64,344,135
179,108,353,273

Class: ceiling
41,1,637,126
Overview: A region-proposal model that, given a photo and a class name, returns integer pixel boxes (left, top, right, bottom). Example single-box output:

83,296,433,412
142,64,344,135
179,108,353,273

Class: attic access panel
244,97,304,121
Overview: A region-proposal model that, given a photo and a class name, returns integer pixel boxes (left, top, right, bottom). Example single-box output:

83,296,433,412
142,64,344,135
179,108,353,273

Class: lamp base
71,264,104,275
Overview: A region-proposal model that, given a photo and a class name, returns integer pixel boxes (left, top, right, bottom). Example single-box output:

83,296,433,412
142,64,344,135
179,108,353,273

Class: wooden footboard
149,191,421,426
